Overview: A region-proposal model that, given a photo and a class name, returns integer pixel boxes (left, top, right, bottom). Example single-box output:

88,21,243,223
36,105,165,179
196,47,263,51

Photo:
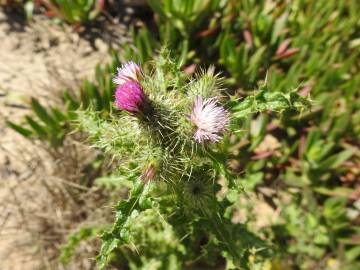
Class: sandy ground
0,10,127,270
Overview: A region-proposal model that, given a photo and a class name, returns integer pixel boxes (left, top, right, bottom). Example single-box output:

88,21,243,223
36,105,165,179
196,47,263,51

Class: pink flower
190,97,230,143
113,61,142,86
115,81,145,113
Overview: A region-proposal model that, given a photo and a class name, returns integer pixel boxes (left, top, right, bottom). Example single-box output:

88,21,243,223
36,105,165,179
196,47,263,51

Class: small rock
94,38,108,53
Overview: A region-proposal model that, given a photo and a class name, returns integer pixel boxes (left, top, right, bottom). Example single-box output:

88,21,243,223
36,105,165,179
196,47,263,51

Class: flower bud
141,163,157,184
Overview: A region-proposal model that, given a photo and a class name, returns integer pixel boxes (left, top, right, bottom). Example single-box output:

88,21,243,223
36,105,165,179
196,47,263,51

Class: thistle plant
77,50,310,269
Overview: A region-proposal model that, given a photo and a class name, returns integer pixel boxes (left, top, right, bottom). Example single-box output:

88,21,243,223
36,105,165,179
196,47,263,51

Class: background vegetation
3,0,359,269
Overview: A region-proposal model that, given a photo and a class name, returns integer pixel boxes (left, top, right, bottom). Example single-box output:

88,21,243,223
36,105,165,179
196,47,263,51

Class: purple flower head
115,81,145,113
113,61,142,86
190,96,230,143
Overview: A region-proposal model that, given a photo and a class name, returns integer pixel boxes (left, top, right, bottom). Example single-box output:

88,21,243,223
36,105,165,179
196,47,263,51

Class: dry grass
0,131,116,270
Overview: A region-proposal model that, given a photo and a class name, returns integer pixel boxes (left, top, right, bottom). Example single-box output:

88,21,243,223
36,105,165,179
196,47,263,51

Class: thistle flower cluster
113,61,230,144
90,55,311,269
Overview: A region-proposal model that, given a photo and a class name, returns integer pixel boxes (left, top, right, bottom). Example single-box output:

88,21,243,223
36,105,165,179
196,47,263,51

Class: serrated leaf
31,98,59,130
318,148,354,170
25,116,48,139
7,121,33,137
